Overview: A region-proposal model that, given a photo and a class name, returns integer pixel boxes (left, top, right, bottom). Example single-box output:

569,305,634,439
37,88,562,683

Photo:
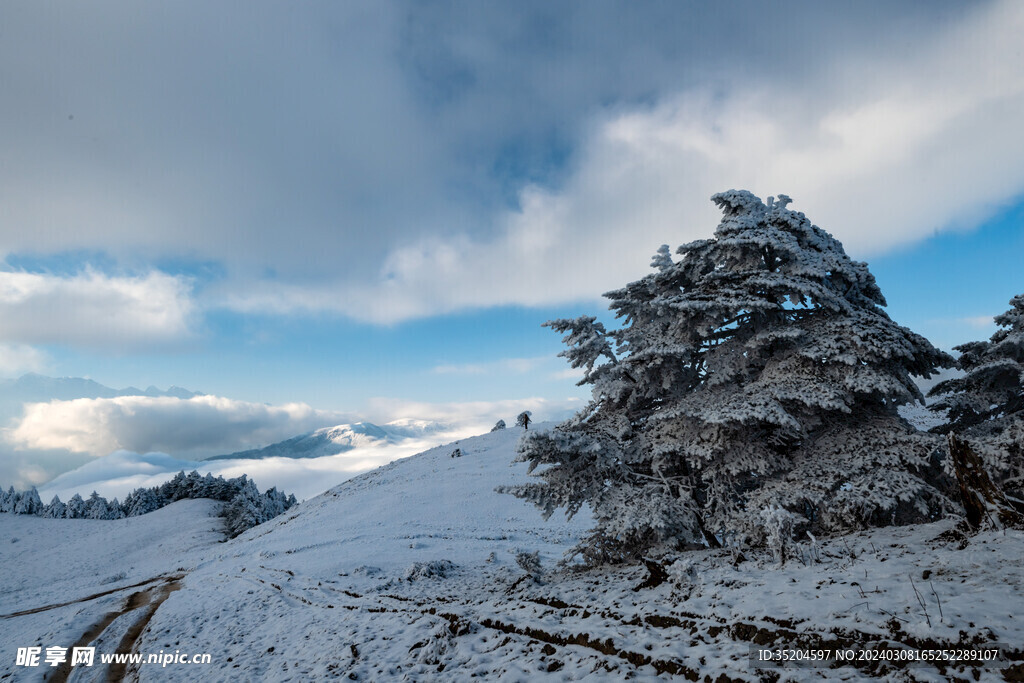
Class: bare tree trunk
948,433,1023,531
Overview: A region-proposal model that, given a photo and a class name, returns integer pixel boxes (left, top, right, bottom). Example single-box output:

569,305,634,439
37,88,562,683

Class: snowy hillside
0,499,224,681
205,419,449,461
3,426,1023,681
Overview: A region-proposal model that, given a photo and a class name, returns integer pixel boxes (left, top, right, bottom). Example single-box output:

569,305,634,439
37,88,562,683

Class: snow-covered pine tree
503,190,956,563
930,294,1024,499
14,487,43,515
0,486,14,513
201,473,219,497
127,487,163,517
516,411,532,429
930,294,1024,430
44,495,66,518
108,498,126,519
159,471,189,502
64,493,86,519
85,491,112,520
223,476,266,538
491,419,507,432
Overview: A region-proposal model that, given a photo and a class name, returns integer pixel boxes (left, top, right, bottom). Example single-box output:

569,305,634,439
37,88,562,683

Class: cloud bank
0,388,577,491
28,396,582,501
6,395,352,460
35,436,460,503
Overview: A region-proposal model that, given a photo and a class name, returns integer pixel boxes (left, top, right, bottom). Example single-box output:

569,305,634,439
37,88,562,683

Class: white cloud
0,344,49,377
0,270,195,348
5,395,353,460
226,0,1024,324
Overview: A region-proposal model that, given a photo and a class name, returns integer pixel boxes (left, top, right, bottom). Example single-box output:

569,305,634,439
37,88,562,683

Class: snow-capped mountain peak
205,420,450,461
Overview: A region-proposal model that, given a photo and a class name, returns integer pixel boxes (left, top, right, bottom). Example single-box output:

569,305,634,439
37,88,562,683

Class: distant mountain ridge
0,373,200,406
205,419,450,461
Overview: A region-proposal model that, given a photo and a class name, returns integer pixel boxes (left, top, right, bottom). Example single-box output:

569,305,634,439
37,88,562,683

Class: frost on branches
930,294,1024,500
502,190,956,564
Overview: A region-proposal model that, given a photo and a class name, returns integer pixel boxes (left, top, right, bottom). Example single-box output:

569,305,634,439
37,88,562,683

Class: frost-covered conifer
127,488,163,517
108,497,126,519
0,486,14,513
930,294,1024,498
14,487,42,515
930,294,1024,430
516,411,532,429
64,493,86,519
159,471,189,502
503,190,955,563
44,495,66,519
223,477,267,537
491,419,507,432
221,477,298,537
86,491,112,519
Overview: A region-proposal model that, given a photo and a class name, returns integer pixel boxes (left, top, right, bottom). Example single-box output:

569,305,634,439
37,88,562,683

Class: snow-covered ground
0,499,224,682
3,426,1023,681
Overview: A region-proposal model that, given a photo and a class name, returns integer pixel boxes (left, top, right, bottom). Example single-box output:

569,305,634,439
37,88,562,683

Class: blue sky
2,1,1023,487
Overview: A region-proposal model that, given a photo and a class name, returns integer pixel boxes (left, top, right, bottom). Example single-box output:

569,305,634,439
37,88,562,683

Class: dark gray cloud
1,1,457,277
0,0,998,324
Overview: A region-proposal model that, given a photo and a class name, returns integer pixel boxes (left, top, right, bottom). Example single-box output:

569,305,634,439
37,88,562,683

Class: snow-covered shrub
449,448,462,458
352,565,382,576
759,505,799,565
666,558,697,590
516,411,532,429
491,419,506,432
404,560,456,581
502,191,955,564
514,550,543,577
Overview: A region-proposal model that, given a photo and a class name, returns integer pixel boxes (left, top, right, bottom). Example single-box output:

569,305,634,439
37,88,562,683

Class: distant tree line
0,470,297,538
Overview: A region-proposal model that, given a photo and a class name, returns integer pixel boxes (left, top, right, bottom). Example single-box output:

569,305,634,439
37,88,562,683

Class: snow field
2,425,1022,681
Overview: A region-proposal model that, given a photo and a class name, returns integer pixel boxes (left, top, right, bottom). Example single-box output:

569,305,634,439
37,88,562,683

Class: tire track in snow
42,574,184,683
0,575,171,619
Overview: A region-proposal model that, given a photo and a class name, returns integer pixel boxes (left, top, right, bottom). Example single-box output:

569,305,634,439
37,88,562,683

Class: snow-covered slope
140,429,1024,680
0,499,224,681
4,426,1023,681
